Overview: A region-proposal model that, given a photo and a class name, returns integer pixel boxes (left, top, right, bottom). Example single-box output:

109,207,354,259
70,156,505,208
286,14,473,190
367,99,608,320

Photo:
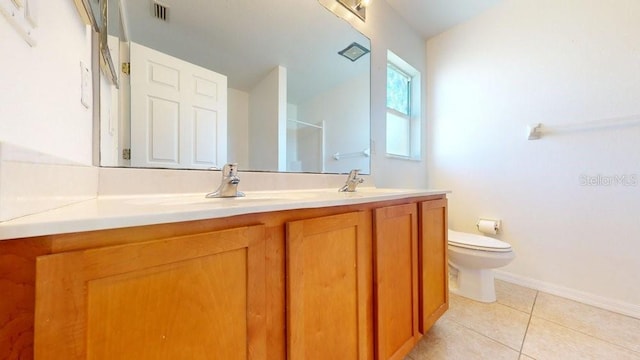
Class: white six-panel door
130,42,227,169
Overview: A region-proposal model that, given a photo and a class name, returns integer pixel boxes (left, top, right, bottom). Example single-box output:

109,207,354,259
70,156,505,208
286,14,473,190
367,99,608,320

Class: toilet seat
448,230,512,252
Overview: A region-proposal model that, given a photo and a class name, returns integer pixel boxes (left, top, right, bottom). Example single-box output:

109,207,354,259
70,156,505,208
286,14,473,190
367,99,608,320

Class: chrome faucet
206,163,245,198
339,169,364,192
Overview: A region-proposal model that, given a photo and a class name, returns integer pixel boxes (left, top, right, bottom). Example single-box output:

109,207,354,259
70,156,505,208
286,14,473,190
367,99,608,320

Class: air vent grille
153,2,168,21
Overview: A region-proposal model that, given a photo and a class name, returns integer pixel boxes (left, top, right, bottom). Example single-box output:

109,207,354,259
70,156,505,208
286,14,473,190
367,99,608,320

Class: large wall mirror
95,0,371,174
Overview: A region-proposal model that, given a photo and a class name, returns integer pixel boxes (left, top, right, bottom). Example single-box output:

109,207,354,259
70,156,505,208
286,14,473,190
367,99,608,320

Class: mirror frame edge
72,0,119,88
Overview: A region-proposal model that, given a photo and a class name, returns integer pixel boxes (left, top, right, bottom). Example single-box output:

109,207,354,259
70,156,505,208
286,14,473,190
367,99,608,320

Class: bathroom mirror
97,0,371,174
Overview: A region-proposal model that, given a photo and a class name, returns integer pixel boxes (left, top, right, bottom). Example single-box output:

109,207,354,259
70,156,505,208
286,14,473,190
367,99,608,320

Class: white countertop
0,187,448,240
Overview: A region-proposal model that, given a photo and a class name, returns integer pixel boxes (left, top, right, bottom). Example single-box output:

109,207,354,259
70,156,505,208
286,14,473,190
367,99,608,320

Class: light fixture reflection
337,0,370,21
356,0,370,10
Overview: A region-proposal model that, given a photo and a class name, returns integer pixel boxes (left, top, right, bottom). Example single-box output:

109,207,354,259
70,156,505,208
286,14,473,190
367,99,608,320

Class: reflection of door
130,42,227,169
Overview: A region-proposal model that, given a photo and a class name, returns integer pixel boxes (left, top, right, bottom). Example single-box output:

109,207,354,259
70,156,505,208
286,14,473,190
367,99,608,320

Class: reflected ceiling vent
338,42,370,62
153,2,169,21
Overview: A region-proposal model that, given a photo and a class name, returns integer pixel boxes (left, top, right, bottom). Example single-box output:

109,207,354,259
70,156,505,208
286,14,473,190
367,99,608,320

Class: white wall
427,0,640,314
0,0,93,165
248,66,287,171
227,88,249,167
368,2,429,188
320,0,429,188
99,35,121,167
285,104,304,172
1,0,427,179
299,72,369,174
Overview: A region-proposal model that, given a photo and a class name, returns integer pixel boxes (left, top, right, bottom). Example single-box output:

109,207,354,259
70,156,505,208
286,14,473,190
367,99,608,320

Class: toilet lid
448,230,512,252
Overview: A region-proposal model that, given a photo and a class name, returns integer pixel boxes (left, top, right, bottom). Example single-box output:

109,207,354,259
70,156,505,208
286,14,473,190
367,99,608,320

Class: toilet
447,229,515,303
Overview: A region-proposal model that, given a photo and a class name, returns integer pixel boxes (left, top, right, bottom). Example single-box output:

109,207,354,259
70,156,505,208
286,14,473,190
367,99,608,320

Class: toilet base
449,263,497,303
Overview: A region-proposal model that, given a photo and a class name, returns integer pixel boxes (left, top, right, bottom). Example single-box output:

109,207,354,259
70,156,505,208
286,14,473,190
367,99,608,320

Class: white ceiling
120,0,369,104
385,0,504,39
118,0,502,103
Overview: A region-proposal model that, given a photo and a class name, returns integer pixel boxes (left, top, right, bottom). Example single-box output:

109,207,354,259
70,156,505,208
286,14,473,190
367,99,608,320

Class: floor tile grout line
448,294,539,354
528,315,640,356
528,296,640,353
518,290,539,358
445,315,524,354
436,284,640,359
505,284,640,355
496,301,536,316
535,291,640,323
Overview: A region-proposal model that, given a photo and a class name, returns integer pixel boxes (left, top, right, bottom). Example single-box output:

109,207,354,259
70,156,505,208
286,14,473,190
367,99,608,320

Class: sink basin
125,193,285,207
121,188,413,208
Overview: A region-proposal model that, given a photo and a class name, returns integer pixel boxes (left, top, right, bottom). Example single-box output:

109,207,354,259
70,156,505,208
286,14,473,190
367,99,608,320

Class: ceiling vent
338,42,370,62
153,2,168,21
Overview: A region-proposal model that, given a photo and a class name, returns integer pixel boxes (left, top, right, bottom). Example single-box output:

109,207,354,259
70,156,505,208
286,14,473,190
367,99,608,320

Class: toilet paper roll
477,219,499,235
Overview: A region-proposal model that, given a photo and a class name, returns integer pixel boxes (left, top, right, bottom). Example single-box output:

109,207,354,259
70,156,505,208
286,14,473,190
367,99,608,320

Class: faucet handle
350,169,364,181
339,168,364,192
206,163,244,198
222,163,239,176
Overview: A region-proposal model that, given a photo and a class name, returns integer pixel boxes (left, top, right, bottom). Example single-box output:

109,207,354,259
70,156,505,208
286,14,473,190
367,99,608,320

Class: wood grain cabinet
1,194,448,360
419,199,449,333
34,225,267,360
373,199,449,360
373,204,420,360
286,211,374,360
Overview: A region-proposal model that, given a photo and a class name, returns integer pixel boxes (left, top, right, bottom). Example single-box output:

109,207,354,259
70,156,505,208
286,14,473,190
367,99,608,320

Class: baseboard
494,270,640,320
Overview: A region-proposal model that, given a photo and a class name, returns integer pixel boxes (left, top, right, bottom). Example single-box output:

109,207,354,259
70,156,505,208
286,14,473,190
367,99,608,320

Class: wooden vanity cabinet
0,194,448,360
34,225,267,360
372,199,449,360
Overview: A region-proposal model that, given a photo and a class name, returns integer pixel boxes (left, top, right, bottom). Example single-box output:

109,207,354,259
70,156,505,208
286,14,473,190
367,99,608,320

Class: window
386,50,421,160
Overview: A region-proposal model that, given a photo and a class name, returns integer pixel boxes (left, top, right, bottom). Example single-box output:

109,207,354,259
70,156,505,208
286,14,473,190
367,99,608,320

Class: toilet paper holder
476,218,502,234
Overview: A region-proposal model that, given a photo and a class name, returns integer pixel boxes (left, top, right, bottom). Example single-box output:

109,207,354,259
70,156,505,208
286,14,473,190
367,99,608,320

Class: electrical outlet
80,61,90,108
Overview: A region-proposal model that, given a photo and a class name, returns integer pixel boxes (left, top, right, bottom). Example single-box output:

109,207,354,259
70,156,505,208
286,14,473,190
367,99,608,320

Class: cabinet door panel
420,199,449,333
35,225,266,360
374,204,419,360
287,211,373,360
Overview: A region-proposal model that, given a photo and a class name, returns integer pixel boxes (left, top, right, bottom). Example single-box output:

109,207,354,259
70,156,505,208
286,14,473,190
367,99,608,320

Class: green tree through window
387,65,410,115
386,50,420,159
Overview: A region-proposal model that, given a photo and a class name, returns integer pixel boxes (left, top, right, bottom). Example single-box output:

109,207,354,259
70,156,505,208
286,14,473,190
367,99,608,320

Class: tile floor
405,280,640,360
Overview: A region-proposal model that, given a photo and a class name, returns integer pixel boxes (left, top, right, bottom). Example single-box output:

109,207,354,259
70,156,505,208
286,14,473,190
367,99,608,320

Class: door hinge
122,148,131,160
121,62,130,75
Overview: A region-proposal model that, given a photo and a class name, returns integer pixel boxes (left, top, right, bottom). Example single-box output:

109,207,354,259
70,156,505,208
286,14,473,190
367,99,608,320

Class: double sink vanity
0,181,449,359
3,0,448,356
